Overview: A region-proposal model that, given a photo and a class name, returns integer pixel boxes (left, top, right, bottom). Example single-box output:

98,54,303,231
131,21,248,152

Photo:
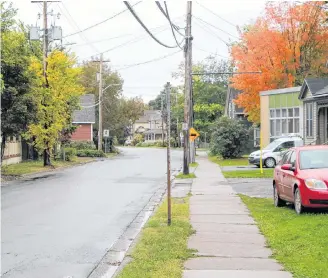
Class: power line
155,1,185,36
193,45,230,59
193,15,239,39
63,1,142,38
194,20,229,46
123,1,178,48
195,1,237,27
60,3,99,53
115,50,182,71
163,2,184,50
80,24,173,60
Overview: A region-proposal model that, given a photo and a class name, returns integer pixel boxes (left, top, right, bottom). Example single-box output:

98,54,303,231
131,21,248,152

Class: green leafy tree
25,51,85,166
0,2,38,161
210,117,249,158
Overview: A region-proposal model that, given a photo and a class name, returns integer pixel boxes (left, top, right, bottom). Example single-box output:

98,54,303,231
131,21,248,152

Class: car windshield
263,140,283,150
300,149,328,169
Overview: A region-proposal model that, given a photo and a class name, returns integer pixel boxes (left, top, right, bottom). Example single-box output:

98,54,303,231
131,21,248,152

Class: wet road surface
1,147,182,278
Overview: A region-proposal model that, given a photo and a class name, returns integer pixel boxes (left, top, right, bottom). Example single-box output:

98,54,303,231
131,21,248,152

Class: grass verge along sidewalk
118,197,194,278
241,195,328,278
1,157,96,176
223,168,274,178
209,156,249,166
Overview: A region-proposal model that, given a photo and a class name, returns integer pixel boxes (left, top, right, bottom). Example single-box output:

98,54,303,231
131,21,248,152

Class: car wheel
265,157,276,168
294,187,304,215
273,184,285,207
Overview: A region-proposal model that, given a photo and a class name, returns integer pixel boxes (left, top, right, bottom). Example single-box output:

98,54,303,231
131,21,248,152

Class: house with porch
133,110,166,142
298,78,328,145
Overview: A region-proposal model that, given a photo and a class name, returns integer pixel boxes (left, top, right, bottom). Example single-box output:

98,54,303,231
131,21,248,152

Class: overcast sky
13,0,267,102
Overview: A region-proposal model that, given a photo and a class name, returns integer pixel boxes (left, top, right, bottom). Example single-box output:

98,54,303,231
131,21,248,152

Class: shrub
135,142,143,147
210,117,249,159
131,134,144,146
76,149,105,157
63,147,77,161
67,141,96,150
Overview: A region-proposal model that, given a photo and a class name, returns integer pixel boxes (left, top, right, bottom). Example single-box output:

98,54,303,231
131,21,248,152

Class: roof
135,110,162,123
72,94,96,124
299,78,328,99
260,86,301,96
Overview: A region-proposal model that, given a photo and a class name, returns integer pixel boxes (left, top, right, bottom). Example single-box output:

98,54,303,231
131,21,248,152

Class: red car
273,145,328,214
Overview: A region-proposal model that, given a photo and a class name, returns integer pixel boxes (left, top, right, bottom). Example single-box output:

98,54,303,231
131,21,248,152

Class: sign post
103,129,109,153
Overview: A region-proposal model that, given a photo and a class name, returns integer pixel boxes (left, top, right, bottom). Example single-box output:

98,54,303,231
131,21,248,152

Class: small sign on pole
103,129,109,137
189,127,200,142
182,123,188,131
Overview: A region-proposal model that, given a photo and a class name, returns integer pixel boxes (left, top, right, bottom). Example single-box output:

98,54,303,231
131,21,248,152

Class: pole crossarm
191,71,262,75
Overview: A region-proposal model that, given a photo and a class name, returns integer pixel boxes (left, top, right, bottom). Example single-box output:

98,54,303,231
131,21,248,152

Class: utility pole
161,95,165,146
98,53,103,151
166,82,172,226
42,2,48,82
183,1,193,174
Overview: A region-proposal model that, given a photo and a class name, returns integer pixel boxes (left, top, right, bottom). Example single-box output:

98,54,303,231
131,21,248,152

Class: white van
248,136,303,168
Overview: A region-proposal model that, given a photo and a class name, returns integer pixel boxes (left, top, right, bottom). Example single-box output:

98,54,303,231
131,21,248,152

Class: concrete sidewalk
183,156,292,278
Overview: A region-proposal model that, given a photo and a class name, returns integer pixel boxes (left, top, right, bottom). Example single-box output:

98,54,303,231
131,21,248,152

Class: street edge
87,166,182,278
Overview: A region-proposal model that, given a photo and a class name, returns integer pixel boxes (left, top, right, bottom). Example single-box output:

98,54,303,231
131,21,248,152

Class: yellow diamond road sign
189,127,200,142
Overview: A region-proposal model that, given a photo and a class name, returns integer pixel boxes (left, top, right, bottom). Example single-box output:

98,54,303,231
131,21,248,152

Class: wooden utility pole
166,82,172,226
183,1,193,174
161,95,165,146
43,2,48,82
98,53,103,151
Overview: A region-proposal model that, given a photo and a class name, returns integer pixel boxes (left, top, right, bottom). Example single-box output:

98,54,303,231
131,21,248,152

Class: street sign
189,127,200,142
103,129,109,137
182,123,188,131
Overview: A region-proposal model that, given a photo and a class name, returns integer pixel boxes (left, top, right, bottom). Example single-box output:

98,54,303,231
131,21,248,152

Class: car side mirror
281,164,295,172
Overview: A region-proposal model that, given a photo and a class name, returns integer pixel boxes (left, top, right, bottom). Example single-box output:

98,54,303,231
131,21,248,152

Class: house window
254,128,260,147
306,103,313,137
269,106,301,139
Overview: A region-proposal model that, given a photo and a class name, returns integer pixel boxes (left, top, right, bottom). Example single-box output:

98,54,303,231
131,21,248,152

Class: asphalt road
228,178,273,198
1,147,182,278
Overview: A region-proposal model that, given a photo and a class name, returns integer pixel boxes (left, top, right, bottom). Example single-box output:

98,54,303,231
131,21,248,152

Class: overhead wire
123,1,178,48
163,2,185,50
63,1,142,38
193,15,239,39
115,50,182,71
193,46,230,59
193,19,230,46
195,1,237,27
59,3,100,53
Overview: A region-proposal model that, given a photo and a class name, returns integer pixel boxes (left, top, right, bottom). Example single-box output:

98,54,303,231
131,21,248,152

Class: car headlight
254,154,260,157
305,179,327,190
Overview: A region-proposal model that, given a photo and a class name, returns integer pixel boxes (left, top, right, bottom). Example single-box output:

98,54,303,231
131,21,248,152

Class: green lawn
189,162,199,167
209,156,249,166
222,168,274,178
118,197,194,278
175,173,196,179
1,157,95,176
241,196,328,278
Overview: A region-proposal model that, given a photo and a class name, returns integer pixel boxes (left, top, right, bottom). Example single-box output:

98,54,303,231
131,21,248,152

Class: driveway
228,178,273,198
1,147,182,278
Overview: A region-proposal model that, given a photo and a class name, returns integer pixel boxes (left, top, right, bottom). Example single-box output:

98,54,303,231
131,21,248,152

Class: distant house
133,110,166,142
298,78,328,145
71,94,96,142
225,86,259,150
260,86,303,147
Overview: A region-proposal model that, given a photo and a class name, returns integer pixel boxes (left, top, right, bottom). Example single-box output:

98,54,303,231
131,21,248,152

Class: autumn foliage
231,1,328,123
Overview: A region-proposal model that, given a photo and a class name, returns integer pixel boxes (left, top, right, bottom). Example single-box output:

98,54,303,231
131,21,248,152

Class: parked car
273,145,328,214
248,136,303,168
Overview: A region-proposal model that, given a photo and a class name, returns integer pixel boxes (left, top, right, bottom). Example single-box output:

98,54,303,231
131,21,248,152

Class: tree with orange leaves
231,1,328,123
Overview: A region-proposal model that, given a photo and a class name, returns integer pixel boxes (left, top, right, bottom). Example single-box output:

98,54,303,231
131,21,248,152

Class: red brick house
71,94,96,141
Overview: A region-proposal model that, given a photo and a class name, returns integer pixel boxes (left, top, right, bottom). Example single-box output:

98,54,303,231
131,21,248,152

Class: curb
87,167,182,278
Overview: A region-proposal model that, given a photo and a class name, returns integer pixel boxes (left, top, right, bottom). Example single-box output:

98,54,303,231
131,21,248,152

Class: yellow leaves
26,49,85,152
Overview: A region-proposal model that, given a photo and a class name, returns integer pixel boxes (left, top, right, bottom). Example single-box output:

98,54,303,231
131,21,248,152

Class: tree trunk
43,148,51,166
1,134,6,163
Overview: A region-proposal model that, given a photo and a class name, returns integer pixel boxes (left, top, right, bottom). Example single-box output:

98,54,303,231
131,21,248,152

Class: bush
131,134,144,146
210,117,249,159
76,149,106,157
135,142,143,147
63,147,77,161
67,141,96,150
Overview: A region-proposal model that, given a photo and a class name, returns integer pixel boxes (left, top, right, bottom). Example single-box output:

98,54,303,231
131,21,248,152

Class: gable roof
299,78,328,99
136,110,162,123
224,87,243,115
72,94,96,124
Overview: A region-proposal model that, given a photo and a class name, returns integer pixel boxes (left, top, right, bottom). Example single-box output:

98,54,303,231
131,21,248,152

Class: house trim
260,86,301,96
